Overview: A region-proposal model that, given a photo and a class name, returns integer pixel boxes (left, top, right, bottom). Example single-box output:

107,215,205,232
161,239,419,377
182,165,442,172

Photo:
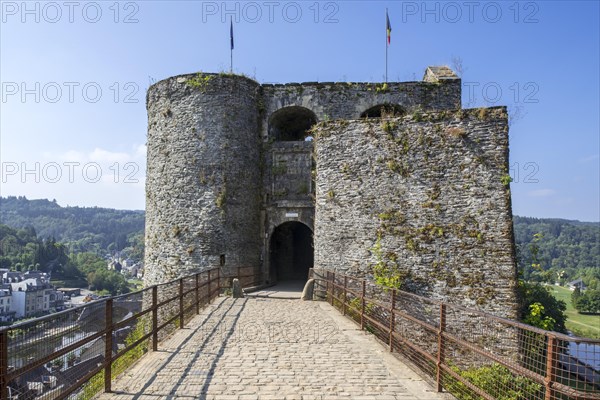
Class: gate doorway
269,222,313,282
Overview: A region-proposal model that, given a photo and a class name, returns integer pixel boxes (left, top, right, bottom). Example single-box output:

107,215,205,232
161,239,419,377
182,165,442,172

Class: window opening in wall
361,103,405,119
269,106,317,141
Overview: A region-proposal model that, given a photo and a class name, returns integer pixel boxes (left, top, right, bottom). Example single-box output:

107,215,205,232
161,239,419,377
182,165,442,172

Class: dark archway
361,103,405,118
269,222,313,282
269,106,317,141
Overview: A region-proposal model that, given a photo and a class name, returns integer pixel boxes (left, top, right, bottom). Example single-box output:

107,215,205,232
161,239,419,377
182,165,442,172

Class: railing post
360,280,366,331
152,286,158,351
104,299,113,393
179,278,184,329
216,268,221,298
1,329,8,400
343,275,347,316
544,335,558,400
208,269,212,302
326,271,330,304
389,289,396,352
331,272,336,307
195,273,200,315
436,303,446,392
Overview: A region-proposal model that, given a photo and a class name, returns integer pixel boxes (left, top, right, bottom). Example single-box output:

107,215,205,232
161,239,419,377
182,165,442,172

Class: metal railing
312,269,600,400
0,266,262,400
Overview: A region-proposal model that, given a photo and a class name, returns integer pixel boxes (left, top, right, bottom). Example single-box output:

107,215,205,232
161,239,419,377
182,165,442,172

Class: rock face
313,107,518,318
144,67,517,317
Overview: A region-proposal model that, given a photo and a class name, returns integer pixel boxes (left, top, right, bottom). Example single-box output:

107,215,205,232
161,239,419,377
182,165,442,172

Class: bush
445,363,543,400
573,290,600,314
518,281,567,333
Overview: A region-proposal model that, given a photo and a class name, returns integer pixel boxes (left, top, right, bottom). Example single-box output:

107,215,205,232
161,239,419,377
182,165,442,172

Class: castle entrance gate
269,222,313,282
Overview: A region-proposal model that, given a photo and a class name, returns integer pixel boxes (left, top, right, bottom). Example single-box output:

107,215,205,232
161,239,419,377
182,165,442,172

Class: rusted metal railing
312,268,600,400
0,266,262,400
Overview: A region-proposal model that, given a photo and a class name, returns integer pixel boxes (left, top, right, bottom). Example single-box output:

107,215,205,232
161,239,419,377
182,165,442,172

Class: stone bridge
97,283,446,400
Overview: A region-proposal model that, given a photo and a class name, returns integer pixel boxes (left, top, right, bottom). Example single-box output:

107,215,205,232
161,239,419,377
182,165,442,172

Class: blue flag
230,18,234,50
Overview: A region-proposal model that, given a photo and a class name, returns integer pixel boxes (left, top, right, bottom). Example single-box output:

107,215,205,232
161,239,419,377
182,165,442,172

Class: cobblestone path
98,295,447,400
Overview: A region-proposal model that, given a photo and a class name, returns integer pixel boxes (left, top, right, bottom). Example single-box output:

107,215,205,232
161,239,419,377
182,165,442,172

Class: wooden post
343,275,347,316
360,280,366,331
104,299,113,393
195,273,200,314
151,286,158,351
179,278,184,329
389,289,396,352
436,303,447,392
544,335,558,400
0,329,8,400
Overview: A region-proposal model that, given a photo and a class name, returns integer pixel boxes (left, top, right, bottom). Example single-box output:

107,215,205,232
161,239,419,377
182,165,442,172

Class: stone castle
144,66,518,318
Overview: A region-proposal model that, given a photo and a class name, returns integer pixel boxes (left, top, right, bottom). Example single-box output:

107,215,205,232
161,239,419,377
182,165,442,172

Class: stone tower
145,75,262,285
144,66,517,318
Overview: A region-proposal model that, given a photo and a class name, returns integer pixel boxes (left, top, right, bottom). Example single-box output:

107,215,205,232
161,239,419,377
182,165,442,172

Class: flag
230,18,234,50
386,10,391,45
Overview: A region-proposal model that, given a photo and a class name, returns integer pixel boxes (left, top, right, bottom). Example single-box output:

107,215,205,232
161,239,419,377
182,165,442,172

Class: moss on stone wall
314,107,517,317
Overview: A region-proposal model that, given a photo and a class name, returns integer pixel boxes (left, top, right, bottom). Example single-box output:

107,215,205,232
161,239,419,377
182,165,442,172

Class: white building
0,286,15,322
10,278,55,319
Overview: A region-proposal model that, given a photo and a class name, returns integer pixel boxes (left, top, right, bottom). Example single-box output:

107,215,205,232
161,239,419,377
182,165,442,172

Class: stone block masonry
313,107,518,318
144,66,467,288
145,74,263,285
143,67,519,319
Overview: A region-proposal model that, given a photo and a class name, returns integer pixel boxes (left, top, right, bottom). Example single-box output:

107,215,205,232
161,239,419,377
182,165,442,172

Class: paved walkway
244,281,305,299
98,293,447,400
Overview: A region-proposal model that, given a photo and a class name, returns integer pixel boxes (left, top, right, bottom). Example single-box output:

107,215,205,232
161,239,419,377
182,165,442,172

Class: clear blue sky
1,1,599,221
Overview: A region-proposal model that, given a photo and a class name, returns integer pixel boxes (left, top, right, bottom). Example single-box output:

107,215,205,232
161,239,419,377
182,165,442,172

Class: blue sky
1,1,599,221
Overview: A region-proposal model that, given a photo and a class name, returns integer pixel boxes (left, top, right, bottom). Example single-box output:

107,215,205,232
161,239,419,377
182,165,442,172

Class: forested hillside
513,216,600,289
0,196,144,258
0,223,131,294
0,223,72,273
1,196,598,295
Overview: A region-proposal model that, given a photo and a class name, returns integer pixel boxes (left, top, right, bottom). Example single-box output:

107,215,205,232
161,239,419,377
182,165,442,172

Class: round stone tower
144,73,262,285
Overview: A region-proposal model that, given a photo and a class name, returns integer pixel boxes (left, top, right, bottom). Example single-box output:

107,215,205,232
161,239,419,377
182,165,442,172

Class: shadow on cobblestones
182,299,247,398
122,298,247,399
100,297,448,400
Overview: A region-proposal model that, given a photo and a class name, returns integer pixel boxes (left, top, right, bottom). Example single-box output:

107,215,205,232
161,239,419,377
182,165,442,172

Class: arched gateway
269,222,313,282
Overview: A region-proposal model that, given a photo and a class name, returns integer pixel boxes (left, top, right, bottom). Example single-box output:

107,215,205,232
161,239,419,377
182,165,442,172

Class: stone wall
145,67,508,293
144,73,262,285
313,107,518,318
259,74,461,140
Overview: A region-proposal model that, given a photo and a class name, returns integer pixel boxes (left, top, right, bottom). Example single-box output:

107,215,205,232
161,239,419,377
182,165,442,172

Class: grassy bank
549,285,600,339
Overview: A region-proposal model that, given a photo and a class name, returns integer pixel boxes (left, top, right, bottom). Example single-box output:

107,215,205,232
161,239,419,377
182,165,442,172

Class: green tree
574,290,600,314
572,286,582,305
518,277,567,333
517,233,568,332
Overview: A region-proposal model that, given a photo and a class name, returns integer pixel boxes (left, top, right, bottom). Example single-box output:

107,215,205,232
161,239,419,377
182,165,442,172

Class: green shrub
445,363,543,400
